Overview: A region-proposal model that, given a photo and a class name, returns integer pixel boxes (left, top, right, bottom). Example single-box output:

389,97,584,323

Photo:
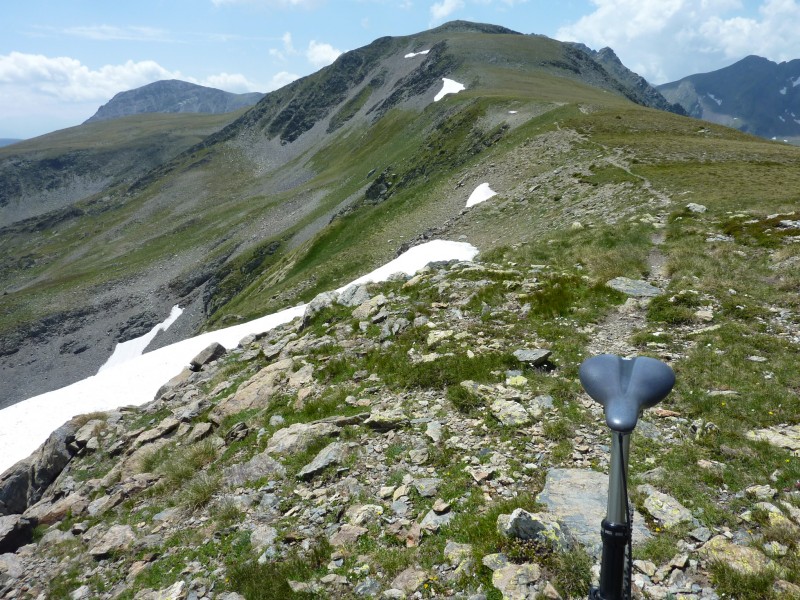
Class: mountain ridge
658,54,800,141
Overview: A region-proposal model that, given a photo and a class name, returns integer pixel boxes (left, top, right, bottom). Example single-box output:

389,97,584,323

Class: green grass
227,538,332,599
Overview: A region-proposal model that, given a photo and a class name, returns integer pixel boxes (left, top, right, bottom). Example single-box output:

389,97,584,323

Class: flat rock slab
513,348,551,366
536,468,651,558
607,277,663,298
746,424,800,456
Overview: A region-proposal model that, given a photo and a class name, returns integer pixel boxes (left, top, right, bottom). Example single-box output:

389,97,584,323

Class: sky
2,0,800,139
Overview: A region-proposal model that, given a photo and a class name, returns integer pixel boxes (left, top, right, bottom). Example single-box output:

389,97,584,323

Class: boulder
266,422,340,455
637,484,694,528
297,442,346,480
338,284,371,308
698,535,774,575
189,342,227,371
24,493,89,525
88,524,136,558
210,358,294,423
513,348,552,367
329,524,367,547
390,567,427,593
364,409,408,431
497,508,572,552
222,451,286,488
490,399,531,426
302,291,339,328
352,294,386,321
0,515,34,553
0,418,80,515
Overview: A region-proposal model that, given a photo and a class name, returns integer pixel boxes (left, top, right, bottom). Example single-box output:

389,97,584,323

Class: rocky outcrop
0,515,34,553
0,419,79,515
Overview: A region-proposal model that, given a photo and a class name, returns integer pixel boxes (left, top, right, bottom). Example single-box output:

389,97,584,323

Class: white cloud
269,31,297,60
306,40,342,67
0,52,180,101
267,70,301,90
0,52,268,136
202,72,262,92
62,25,172,42
556,0,800,83
430,0,464,20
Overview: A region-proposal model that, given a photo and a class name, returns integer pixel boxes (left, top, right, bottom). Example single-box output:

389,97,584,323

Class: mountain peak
85,80,265,124
428,20,520,35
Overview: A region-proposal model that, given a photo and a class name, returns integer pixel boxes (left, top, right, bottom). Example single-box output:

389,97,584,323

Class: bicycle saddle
579,354,675,433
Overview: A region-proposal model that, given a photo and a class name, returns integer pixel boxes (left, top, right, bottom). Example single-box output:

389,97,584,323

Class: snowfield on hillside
0,240,478,474
466,182,497,208
434,78,466,102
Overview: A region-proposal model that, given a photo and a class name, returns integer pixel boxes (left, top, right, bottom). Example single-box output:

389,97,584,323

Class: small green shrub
709,561,777,600
182,472,221,511
446,384,483,414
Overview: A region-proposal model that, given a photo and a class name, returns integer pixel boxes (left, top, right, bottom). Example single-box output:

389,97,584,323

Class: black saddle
579,354,675,433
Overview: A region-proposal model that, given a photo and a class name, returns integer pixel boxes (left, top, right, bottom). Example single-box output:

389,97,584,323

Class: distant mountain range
659,55,800,141
0,139,22,148
84,79,265,123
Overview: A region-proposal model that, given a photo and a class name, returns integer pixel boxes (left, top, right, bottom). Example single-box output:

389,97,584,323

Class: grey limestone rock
497,508,572,553
513,348,552,367
637,484,695,528
223,451,286,488
0,419,79,516
537,468,651,557
297,442,346,480
189,342,227,371
606,277,663,298
88,524,136,558
0,514,34,553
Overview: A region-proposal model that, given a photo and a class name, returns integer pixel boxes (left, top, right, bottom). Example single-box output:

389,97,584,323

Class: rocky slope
85,81,264,124
0,21,698,408
567,44,685,116
658,55,800,141
2,220,800,598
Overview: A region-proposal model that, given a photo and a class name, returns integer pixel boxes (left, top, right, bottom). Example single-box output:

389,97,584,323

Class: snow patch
779,115,786,122
98,305,183,373
404,50,430,58
508,110,518,114
434,78,465,102
780,87,787,95
707,92,722,106
792,76,800,87
0,240,478,474
466,183,497,208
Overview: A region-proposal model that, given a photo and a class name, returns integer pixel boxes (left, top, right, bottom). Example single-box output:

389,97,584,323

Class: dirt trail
586,218,669,358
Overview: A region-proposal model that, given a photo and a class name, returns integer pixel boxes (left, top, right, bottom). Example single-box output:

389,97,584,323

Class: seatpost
579,354,675,600
591,431,631,600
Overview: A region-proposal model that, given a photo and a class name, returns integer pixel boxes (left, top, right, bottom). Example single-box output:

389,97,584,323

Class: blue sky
2,0,799,139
